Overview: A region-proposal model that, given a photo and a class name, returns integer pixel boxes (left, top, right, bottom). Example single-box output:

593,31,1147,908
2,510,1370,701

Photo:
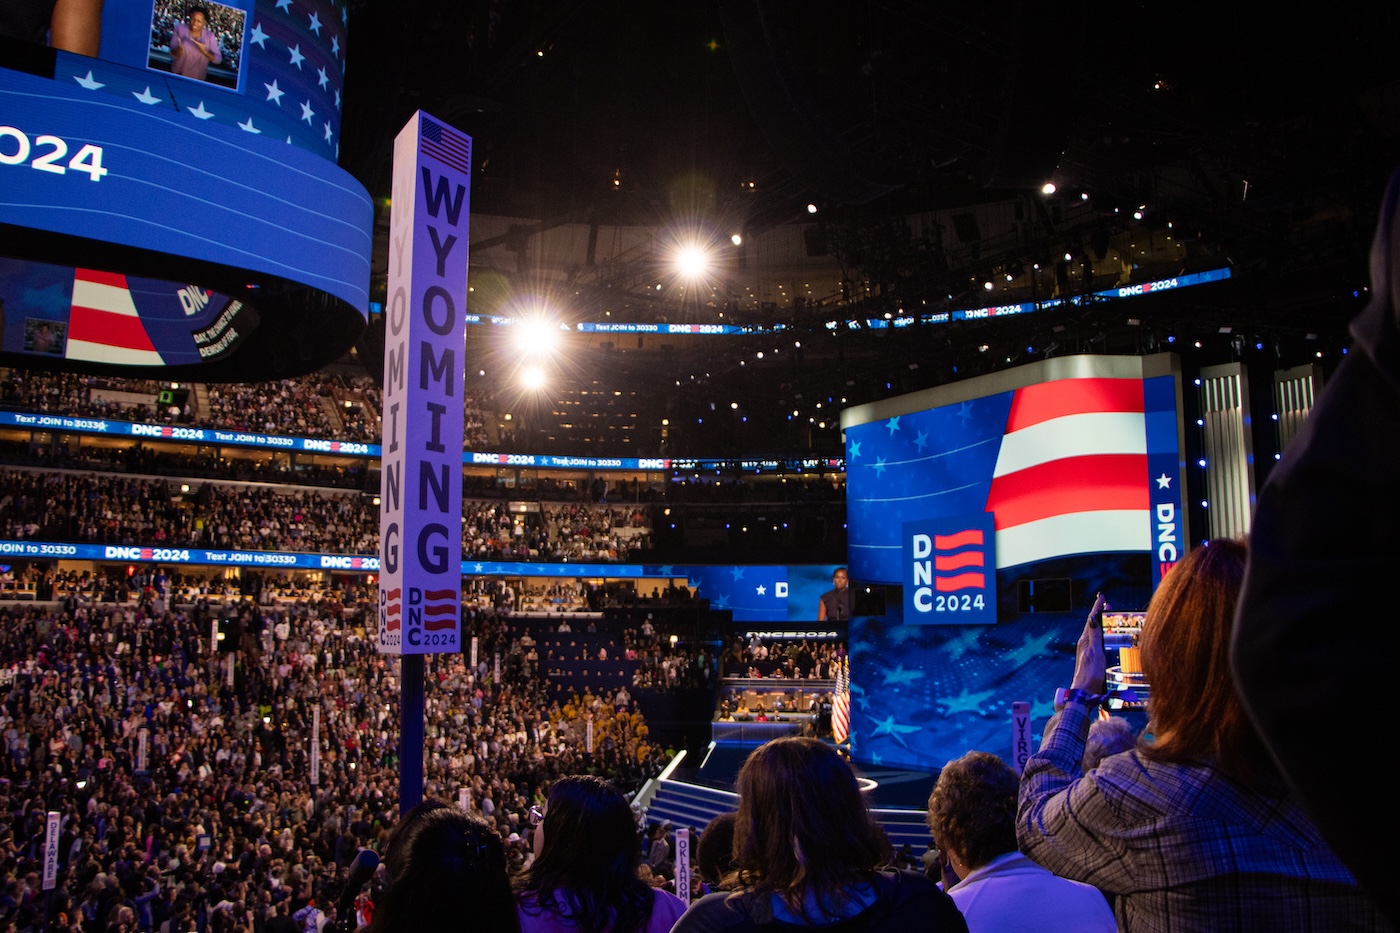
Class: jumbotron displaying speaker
0,0,372,380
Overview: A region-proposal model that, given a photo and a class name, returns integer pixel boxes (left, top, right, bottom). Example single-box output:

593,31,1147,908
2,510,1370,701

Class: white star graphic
331,35,340,57
334,89,341,109
264,79,285,104
300,100,315,124
73,70,104,90
249,22,268,47
323,120,333,142
237,117,261,134
288,44,305,68
341,5,347,24
94,421,108,432
188,101,215,119
132,86,162,105
275,0,292,11
308,11,322,33
1156,473,1172,489
756,585,767,596
316,66,329,90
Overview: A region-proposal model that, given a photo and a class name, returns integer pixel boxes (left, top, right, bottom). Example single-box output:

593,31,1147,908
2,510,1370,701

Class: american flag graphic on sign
420,118,473,175
422,588,459,631
932,528,986,592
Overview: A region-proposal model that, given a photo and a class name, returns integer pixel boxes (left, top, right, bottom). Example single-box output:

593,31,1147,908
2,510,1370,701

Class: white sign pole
42,811,60,890
675,827,692,904
310,706,321,786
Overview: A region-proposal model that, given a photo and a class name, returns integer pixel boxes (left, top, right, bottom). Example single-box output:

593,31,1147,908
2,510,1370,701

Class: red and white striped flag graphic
832,657,851,745
985,378,1149,568
66,269,165,365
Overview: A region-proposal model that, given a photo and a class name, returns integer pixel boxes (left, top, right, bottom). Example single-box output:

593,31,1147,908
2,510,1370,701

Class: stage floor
690,741,939,811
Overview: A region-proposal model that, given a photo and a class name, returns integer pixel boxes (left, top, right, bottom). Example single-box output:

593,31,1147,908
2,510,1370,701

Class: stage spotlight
1041,182,1056,195
674,244,712,280
520,366,547,391
731,233,743,246
514,317,560,356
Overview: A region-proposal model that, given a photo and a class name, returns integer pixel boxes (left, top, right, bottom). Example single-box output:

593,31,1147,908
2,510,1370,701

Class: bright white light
521,366,546,391
984,281,994,291
1041,182,1056,195
675,245,711,280
807,203,818,214
731,233,743,246
514,318,560,356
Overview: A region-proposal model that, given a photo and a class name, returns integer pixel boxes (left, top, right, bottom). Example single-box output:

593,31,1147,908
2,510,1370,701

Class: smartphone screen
1089,592,1107,694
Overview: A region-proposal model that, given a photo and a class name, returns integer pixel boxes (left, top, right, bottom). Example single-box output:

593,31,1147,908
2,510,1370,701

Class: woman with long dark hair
515,775,686,933
369,801,520,933
673,737,967,933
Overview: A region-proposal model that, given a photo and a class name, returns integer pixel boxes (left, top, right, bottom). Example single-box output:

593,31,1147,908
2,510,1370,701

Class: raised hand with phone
1071,592,1107,697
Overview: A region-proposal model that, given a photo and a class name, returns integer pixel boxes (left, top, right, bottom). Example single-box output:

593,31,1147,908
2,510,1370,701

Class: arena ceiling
331,0,1400,456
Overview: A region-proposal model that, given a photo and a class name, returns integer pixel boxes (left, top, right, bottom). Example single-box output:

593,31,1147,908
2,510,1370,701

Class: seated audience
927,750,1113,932
674,737,966,933
1018,539,1389,931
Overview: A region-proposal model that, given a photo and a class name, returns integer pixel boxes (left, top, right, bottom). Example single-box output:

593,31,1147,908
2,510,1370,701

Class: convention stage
687,740,938,811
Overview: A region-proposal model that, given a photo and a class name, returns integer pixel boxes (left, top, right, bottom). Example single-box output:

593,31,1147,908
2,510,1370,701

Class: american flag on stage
832,656,851,745
66,269,165,366
420,118,473,175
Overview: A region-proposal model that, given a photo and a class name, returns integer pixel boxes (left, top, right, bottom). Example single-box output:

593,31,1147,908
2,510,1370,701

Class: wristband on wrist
1054,687,1105,708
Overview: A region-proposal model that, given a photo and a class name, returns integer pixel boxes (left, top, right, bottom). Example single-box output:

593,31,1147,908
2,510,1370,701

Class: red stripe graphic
424,589,455,600
384,604,400,616
935,551,984,571
936,572,985,592
385,588,402,599
1003,378,1144,433
68,305,158,351
75,268,127,288
423,618,456,631
935,529,984,550
422,604,455,616
987,454,1147,529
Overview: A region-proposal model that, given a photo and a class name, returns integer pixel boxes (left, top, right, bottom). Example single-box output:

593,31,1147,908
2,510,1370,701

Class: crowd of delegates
0,369,502,453
0,466,654,565
542,505,651,563
0,584,682,933
203,381,344,440
0,371,171,424
720,637,841,680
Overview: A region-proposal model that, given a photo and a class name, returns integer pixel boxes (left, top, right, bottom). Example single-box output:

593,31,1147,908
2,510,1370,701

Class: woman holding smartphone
1016,539,1387,932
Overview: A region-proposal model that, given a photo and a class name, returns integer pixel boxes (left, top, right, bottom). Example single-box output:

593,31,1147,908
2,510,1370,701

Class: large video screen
0,0,371,376
839,354,1184,771
842,353,1185,621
